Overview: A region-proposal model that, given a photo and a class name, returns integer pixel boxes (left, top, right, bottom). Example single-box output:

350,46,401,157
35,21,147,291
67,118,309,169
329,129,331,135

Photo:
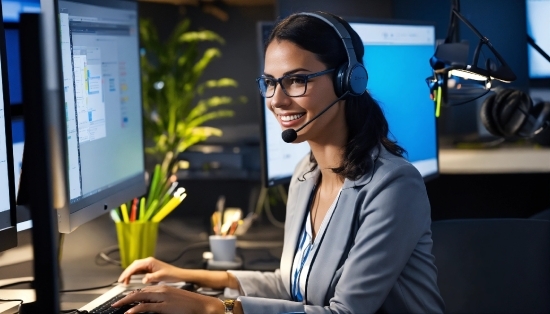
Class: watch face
223,299,235,312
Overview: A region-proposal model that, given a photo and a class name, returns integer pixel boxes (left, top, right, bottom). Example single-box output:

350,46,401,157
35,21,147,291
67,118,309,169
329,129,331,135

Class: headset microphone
281,91,349,143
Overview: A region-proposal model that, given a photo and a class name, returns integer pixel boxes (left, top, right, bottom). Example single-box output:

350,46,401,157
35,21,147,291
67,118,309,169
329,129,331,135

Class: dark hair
266,12,406,181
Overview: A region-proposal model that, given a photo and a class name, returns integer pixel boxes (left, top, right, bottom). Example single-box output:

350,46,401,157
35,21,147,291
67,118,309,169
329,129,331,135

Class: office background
0,0,549,312
132,0,549,223
2,0,548,236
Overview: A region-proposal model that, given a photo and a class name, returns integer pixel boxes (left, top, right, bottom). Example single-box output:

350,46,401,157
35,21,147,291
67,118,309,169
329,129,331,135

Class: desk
0,212,283,313
428,147,550,220
439,147,550,174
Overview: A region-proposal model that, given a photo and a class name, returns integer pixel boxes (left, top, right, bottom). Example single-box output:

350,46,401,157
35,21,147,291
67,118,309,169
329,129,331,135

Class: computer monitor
258,20,438,187
0,2,18,253
2,0,40,22
44,0,146,233
526,0,550,79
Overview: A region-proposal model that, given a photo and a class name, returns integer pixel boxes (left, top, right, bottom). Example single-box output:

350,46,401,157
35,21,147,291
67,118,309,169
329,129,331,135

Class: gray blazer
230,146,445,313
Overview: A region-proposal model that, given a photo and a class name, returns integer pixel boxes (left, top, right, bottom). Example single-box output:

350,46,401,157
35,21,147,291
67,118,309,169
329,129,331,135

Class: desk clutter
109,164,188,268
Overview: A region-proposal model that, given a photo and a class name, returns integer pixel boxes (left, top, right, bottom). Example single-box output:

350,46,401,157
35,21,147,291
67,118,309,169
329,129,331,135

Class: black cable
95,241,210,266
0,299,24,306
446,88,492,107
161,241,210,264
0,280,34,289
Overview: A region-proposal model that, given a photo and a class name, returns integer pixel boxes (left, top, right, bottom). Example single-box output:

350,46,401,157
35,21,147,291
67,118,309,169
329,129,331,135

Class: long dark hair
266,12,406,181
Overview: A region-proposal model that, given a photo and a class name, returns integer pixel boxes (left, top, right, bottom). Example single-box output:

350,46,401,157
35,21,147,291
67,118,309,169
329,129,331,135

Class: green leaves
140,17,245,173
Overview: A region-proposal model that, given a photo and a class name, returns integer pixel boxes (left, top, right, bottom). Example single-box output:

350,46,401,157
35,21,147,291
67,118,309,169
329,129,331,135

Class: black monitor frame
0,2,18,253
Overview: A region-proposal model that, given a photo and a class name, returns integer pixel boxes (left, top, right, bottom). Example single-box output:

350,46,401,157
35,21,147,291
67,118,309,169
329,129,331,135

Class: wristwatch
221,299,236,314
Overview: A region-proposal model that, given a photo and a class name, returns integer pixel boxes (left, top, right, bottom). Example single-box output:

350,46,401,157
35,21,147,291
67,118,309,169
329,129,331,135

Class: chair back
431,218,550,313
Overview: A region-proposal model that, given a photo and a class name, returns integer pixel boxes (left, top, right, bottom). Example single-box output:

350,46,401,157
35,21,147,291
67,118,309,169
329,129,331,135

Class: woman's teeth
280,113,305,122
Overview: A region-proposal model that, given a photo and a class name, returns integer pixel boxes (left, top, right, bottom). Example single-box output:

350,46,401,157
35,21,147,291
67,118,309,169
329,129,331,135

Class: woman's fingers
111,285,216,314
124,302,163,314
117,257,155,284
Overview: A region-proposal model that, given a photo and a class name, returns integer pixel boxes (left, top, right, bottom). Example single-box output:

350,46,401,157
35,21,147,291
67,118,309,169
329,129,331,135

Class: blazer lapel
280,169,318,297
306,185,359,305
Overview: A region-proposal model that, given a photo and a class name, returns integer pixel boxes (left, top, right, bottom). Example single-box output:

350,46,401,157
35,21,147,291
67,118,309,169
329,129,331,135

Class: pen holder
115,221,159,268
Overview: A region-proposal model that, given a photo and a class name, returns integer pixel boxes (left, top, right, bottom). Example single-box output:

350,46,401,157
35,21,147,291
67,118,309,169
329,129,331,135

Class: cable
0,280,34,289
95,241,210,266
0,299,23,306
263,193,285,229
446,88,492,107
95,245,121,266
161,241,210,264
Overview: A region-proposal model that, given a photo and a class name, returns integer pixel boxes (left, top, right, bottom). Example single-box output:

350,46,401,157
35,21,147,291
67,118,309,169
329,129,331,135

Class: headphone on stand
297,12,368,97
480,88,550,138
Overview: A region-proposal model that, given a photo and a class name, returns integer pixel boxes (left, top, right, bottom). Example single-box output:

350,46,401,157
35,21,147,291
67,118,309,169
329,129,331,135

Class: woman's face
263,40,347,144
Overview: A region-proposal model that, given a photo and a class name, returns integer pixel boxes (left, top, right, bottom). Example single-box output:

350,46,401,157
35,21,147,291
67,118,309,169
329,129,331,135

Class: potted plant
138,17,246,208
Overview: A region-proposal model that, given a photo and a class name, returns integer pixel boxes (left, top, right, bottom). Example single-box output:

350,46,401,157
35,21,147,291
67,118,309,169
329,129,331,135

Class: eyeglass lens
258,76,307,98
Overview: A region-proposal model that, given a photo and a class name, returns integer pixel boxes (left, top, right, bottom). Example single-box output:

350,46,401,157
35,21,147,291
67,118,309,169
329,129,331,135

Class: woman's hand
118,257,184,285
111,285,224,314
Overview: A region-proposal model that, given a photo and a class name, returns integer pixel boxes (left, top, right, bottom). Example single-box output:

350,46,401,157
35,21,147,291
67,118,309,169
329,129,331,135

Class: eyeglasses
256,68,335,98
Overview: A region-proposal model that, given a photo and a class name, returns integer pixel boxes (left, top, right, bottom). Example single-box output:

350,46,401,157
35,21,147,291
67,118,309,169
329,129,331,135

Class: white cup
209,235,237,262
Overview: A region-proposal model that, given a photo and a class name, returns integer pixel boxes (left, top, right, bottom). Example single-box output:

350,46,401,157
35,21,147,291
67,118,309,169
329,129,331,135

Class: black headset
298,12,368,97
480,88,550,138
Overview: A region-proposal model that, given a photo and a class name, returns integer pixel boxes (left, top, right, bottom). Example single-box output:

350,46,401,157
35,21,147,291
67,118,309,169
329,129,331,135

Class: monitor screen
49,0,146,233
350,21,438,180
4,25,24,107
259,20,438,187
0,4,18,252
526,0,550,79
2,0,40,22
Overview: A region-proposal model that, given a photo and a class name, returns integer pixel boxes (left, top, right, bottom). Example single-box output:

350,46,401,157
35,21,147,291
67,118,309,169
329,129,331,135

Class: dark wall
276,0,392,19
392,0,529,91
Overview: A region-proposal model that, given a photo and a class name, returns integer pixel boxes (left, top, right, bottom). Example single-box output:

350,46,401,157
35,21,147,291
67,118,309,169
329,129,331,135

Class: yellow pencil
151,193,187,222
120,203,130,223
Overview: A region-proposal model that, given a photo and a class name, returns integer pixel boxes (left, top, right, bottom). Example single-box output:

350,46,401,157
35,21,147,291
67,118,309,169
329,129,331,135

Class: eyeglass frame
256,68,335,98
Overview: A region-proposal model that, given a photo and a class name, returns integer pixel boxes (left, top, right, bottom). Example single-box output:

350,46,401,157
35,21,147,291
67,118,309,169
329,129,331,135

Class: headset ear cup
480,93,504,137
333,63,348,97
492,89,532,137
347,63,368,96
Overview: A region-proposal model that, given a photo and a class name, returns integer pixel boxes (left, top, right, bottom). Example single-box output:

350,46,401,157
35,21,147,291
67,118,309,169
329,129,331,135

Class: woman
113,11,445,314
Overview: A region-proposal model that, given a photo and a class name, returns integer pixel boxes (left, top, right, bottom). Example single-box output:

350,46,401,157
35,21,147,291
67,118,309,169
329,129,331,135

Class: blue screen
351,22,438,179
2,0,40,22
5,29,22,104
365,45,437,163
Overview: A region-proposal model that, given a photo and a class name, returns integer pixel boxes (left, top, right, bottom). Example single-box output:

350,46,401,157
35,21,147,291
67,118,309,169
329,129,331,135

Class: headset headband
299,12,360,66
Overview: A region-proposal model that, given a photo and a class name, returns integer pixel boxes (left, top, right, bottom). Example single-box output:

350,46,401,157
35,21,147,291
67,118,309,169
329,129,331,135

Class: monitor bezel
0,2,19,252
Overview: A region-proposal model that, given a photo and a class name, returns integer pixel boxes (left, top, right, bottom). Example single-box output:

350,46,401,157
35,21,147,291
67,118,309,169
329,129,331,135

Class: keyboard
78,285,129,313
78,281,193,313
87,292,136,314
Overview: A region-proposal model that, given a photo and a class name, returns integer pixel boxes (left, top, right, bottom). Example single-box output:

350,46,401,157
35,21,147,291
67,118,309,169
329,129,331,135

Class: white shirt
290,188,342,302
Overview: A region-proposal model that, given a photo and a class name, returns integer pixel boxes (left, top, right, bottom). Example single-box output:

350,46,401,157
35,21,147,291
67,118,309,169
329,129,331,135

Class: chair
431,218,550,313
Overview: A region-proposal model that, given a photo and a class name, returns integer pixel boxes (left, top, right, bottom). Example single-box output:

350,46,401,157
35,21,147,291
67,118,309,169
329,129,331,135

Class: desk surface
0,213,283,313
439,147,550,174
